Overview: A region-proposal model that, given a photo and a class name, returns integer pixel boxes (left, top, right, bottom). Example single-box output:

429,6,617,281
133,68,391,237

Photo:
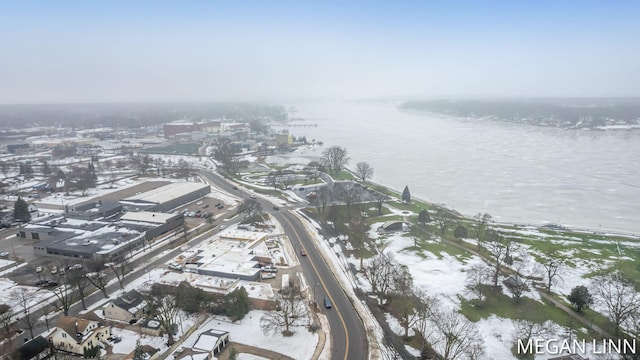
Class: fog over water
270,101,640,234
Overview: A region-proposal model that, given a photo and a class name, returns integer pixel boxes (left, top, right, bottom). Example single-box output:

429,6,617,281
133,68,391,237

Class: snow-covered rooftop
120,211,178,224
124,182,209,205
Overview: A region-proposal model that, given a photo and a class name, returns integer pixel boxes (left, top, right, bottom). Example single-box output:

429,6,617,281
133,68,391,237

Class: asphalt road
199,170,368,360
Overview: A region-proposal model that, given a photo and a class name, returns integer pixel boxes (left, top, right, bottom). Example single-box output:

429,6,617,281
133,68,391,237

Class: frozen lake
270,101,640,234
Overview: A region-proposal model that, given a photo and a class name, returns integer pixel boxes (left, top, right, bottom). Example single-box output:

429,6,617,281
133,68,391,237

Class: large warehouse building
120,182,211,212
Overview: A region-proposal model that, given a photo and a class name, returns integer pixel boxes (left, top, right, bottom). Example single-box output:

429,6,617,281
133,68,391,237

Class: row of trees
132,154,193,180
364,252,484,359
146,282,250,345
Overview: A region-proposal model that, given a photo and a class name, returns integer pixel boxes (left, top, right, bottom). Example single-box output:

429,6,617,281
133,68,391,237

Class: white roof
120,211,177,224
193,330,229,352
124,182,209,205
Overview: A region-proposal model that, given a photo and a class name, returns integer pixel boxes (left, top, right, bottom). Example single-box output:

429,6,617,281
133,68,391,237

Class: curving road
199,171,368,360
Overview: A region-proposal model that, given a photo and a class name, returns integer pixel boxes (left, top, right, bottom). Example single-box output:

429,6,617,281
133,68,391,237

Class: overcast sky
1,1,639,103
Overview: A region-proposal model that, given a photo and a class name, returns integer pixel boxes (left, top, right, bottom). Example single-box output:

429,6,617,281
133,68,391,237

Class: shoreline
341,166,640,239
265,145,640,237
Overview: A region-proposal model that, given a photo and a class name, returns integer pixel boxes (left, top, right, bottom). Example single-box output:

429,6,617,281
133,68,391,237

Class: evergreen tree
13,197,31,222
225,287,250,320
402,185,411,203
568,285,593,312
88,162,97,181
418,209,431,224
42,161,51,176
133,339,146,360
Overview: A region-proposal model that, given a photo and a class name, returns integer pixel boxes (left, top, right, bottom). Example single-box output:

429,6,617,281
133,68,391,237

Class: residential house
14,336,50,360
48,316,110,356
103,290,146,323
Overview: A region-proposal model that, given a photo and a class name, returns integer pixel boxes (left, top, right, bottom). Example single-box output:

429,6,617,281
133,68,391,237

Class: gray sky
1,1,639,103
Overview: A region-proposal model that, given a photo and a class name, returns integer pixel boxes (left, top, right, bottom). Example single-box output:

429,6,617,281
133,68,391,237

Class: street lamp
312,282,320,307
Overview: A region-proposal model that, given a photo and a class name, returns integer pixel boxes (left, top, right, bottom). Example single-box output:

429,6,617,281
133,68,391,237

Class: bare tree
390,289,420,340
538,247,566,292
266,170,281,191
338,182,361,218
465,263,491,302
110,258,132,290
431,309,484,360
11,287,38,339
238,198,263,220
214,139,247,175
392,287,437,341
153,157,165,176
0,304,13,337
413,292,441,357
485,231,517,287
146,286,180,345
433,207,455,235
260,283,307,337
364,252,403,298
313,186,330,215
473,213,492,248
513,319,558,357
348,213,368,270
50,275,75,316
593,272,640,336
176,159,192,180
67,267,91,310
321,145,349,175
355,161,374,183
85,259,110,298
134,154,153,175
372,191,387,216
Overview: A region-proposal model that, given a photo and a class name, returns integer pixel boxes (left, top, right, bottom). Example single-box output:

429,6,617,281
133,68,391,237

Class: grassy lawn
460,291,597,339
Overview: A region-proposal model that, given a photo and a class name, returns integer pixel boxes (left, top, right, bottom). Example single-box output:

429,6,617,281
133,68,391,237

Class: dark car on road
324,297,332,308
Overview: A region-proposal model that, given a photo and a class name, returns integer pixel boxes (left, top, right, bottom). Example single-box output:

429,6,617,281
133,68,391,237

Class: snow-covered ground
177,311,318,360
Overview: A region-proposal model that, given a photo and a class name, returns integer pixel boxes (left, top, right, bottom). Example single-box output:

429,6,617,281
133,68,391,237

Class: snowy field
178,311,318,360
366,218,629,359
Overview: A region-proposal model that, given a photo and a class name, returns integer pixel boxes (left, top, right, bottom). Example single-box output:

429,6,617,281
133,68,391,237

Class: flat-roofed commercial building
121,182,210,212
120,211,184,240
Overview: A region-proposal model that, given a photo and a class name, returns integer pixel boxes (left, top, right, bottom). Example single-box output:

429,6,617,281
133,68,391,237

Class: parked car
168,263,183,271
273,205,280,210
250,194,256,199
35,266,43,273
232,186,238,190
0,252,10,258
50,266,58,274
261,272,276,280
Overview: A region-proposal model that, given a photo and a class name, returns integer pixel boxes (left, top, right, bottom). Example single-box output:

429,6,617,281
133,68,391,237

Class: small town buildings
48,316,110,356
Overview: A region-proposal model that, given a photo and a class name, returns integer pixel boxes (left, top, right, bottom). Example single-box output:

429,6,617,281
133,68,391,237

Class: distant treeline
400,99,640,129
0,102,288,129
